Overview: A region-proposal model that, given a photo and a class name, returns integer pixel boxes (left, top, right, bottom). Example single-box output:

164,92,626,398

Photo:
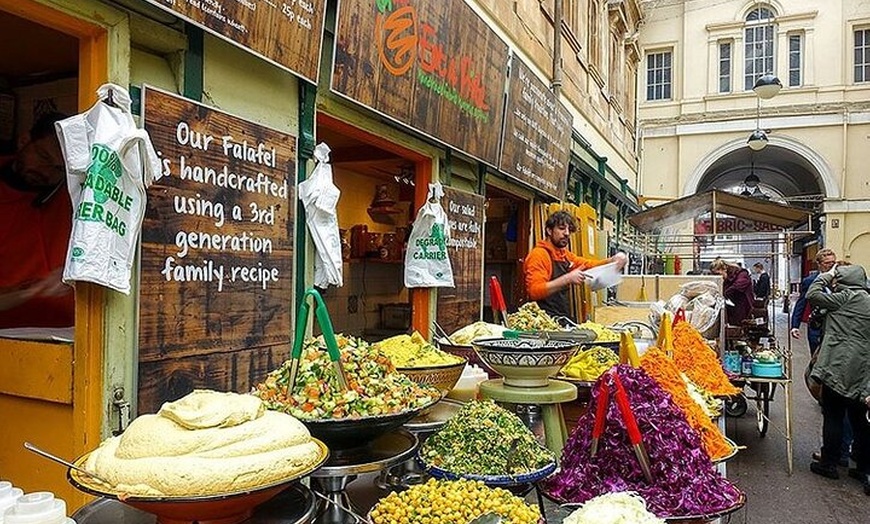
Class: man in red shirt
0,112,74,328
524,210,626,322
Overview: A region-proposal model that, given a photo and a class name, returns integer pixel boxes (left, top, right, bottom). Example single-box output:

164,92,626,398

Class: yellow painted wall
1,0,306,511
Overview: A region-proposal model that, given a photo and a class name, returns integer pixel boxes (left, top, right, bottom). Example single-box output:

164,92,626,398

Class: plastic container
446,364,488,402
2,492,75,524
0,481,24,520
751,360,783,378
740,354,753,376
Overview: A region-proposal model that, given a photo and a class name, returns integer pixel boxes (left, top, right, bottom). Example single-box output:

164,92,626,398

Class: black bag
808,306,826,330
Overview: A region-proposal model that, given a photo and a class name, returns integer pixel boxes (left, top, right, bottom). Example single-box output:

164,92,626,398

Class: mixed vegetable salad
254,335,440,420
507,302,560,331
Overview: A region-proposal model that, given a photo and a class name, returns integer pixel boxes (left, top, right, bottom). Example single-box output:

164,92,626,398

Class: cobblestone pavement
723,303,869,523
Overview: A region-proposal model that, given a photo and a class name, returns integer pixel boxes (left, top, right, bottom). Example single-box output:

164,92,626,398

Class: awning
628,190,812,232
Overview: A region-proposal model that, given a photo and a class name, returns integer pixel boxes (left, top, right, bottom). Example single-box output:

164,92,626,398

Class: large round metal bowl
397,357,467,397
67,439,329,524
471,337,580,387
301,395,442,450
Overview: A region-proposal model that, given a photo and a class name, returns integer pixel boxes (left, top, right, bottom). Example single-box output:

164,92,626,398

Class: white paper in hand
582,262,623,291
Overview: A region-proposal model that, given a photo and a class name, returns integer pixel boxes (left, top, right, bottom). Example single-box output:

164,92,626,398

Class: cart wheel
725,396,747,418
756,384,770,437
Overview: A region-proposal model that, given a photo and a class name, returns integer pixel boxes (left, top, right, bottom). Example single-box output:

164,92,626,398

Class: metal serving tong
489,276,509,327
288,288,348,393
590,370,654,484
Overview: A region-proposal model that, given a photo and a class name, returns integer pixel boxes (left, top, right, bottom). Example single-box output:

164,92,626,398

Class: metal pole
785,232,794,475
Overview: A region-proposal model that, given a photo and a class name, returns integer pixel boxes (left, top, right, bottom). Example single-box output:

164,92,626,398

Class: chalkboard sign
138,87,295,414
143,0,326,83
437,187,484,335
499,56,572,199
332,0,508,166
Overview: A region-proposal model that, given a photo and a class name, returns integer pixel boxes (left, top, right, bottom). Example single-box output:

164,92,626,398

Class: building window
855,28,870,83
589,0,602,68
744,6,776,91
610,30,622,102
788,34,802,87
719,42,732,93
646,51,672,101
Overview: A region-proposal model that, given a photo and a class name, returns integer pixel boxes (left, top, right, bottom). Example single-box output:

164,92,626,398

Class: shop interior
0,8,78,339
482,184,529,322
315,124,417,341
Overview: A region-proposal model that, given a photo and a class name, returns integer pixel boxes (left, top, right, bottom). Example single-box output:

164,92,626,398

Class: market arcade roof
628,190,812,233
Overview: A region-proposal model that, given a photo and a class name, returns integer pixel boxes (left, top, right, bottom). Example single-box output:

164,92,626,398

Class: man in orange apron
524,210,626,323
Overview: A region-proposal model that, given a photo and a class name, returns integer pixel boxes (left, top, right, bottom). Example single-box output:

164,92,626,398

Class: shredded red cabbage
547,365,742,518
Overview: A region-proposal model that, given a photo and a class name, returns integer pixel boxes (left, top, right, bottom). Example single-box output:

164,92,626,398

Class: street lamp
753,74,782,100
746,74,781,151
747,129,769,151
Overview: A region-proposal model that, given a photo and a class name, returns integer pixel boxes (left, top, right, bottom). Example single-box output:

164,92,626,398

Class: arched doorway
687,136,830,291
686,136,833,206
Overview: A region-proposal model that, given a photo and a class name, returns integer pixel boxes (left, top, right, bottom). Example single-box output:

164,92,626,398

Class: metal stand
310,430,418,524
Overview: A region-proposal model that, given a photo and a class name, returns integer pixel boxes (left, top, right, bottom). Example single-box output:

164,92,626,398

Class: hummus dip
85,390,323,497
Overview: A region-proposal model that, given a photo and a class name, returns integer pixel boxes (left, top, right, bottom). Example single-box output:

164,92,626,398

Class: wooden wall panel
143,0,325,82
138,88,295,413
437,187,484,334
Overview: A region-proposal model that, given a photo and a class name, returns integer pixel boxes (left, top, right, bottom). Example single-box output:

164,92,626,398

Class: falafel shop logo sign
332,0,509,165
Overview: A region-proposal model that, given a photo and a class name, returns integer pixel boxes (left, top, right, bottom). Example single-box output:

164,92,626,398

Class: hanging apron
536,258,573,322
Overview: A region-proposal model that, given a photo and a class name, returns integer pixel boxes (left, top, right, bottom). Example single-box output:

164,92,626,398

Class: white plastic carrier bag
55,84,162,294
297,142,343,288
404,182,455,288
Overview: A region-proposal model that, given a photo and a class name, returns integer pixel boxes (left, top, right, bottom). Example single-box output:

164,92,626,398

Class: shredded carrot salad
672,322,740,396
640,347,734,460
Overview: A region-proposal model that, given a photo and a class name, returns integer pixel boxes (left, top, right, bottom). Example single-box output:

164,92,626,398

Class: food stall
623,189,814,474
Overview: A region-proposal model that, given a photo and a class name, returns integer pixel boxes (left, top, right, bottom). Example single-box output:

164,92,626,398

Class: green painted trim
443,149,452,185
477,164,487,196
183,24,204,101
296,80,316,304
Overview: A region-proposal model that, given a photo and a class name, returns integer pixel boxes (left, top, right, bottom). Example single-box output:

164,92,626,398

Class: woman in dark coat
806,263,870,494
710,259,755,326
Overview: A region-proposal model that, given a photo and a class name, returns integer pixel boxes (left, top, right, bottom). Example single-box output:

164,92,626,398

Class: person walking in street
794,250,855,467
806,263,870,495
791,249,837,355
524,210,626,323
752,262,771,304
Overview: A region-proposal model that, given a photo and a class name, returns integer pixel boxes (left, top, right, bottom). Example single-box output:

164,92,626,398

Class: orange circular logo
377,6,418,76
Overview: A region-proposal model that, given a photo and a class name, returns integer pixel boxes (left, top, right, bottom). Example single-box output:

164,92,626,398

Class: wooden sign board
499,56,572,199
139,87,295,414
143,0,326,83
437,187,484,335
332,0,508,166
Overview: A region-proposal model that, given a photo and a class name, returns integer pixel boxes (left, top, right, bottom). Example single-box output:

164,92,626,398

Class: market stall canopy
628,190,812,232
